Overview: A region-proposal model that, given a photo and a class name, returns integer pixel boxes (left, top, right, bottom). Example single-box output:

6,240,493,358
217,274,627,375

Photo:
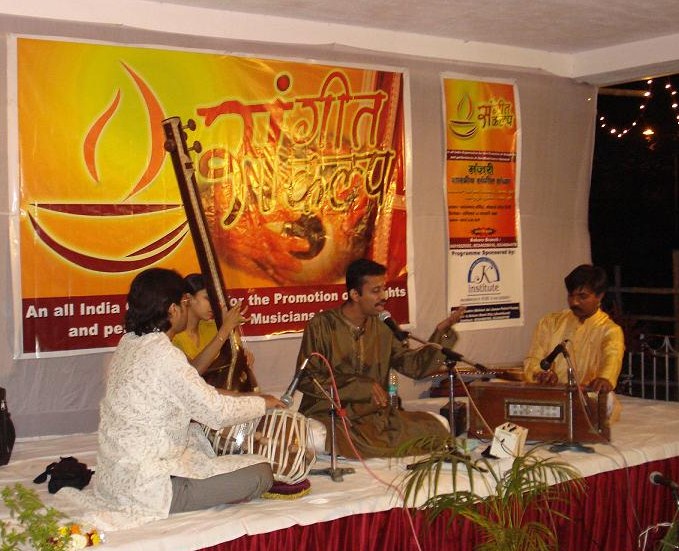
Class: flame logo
448,93,478,139
28,63,186,272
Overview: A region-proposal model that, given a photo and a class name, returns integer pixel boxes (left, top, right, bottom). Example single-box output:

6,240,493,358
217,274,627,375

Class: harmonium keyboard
468,379,610,443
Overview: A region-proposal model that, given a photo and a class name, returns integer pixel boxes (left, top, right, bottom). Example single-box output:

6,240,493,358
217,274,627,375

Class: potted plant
399,435,585,551
658,515,678,550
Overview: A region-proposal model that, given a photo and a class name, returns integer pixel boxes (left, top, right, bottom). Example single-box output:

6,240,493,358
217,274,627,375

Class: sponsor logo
467,256,500,294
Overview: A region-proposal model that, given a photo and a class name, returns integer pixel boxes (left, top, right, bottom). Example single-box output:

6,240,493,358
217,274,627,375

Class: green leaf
399,442,584,551
0,483,69,551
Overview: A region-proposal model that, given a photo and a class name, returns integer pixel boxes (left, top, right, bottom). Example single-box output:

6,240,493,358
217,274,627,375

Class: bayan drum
203,410,316,484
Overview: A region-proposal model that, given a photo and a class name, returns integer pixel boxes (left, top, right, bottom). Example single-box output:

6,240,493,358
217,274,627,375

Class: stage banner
10,37,410,357
442,76,524,329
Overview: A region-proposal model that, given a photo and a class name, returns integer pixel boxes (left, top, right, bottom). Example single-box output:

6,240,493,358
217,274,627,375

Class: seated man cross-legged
295,258,465,459
72,268,283,529
523,264,625,418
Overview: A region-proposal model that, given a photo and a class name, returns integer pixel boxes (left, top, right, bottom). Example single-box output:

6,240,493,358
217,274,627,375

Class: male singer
523,264,624,394
295,258,464,458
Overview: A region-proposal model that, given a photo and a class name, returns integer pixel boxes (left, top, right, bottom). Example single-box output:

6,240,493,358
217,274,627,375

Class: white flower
67,533,89,550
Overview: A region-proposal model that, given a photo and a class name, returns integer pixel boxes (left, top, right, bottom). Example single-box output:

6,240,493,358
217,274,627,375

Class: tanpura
162,116,257,392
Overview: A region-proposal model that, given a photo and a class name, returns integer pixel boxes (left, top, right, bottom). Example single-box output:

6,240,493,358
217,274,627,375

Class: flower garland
0,483,105,551
57,523,105,549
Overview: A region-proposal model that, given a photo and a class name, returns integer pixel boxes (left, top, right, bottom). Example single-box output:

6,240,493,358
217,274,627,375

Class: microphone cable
306,351,425,551
455,347,636,550
557,340,643,549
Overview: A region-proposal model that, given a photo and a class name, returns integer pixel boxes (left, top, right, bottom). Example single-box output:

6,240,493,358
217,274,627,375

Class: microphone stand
548,350,595,454
441,349,465,441
405,333,489,464
308,381,355,482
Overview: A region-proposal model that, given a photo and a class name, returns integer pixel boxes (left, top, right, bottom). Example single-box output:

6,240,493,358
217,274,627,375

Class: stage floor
1,395,678,551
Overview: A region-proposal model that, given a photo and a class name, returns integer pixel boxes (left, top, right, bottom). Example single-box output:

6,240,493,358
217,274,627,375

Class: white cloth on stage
2,395,678,551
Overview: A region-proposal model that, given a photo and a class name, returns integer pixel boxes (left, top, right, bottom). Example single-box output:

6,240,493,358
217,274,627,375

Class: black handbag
33,456,94,494
0,387,15,466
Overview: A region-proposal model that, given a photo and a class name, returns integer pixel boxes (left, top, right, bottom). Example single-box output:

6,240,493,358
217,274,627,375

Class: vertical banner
11,37,410,357
442,76,523,329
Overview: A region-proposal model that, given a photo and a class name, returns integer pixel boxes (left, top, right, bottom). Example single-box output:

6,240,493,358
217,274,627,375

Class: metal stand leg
404,358,488,470
549,358,595,454
443,359,476,462
446,359,457,439
309,387,355,482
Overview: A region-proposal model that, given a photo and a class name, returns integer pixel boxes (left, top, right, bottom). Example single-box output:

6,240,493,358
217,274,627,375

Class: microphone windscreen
649,471,663,485
378,311,391,322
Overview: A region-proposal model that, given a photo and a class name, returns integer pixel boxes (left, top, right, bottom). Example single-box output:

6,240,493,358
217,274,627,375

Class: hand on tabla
262,394,286,409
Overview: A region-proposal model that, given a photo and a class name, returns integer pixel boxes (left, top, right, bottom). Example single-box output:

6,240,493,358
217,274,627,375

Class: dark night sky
590,75,679,289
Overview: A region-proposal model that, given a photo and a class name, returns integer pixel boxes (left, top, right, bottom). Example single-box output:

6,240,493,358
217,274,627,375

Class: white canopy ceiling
159,0,679,83
3,0,679,84
168,0,679,55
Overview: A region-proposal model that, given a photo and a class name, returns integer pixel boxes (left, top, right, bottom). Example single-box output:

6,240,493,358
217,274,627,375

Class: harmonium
468,380,610,443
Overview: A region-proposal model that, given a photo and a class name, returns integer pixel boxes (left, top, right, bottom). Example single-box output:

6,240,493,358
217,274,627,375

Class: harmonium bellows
468,380,610,443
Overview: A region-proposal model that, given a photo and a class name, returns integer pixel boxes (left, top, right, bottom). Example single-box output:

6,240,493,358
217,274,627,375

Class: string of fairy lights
597,76,679,139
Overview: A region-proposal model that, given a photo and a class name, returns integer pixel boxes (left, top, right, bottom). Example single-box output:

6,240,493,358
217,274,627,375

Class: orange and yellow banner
443,77,523,329
13,38,409,356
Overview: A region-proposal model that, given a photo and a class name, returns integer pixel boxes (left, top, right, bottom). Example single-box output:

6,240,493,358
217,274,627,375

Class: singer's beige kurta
296,308,456,458
523,308,625,388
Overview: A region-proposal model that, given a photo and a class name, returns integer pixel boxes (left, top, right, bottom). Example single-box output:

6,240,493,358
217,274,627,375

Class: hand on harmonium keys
588,377,613,393
534,369,558,385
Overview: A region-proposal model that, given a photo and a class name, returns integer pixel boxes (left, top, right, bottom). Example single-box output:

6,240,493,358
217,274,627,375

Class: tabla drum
203,419,258,455
247,409,316,484
203,410,317,484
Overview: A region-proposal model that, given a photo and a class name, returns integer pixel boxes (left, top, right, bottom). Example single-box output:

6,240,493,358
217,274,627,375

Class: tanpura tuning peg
184,119,197,131
190,141,202,154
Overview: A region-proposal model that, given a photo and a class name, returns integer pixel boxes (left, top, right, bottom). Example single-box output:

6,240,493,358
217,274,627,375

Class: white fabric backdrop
0,16,596,437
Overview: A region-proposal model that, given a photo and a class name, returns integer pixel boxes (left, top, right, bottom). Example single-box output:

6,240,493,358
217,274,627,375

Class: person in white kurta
60,268,282,530
95,331,270,520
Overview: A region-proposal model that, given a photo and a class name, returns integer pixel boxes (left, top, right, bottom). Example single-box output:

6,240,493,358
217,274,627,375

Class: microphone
439,347,490,372
280,357,311,408
649,471,679,490
540,342,566,371
378,311,409,343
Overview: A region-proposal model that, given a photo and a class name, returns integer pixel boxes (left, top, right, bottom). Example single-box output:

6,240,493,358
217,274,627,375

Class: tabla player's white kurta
61,331,267,530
